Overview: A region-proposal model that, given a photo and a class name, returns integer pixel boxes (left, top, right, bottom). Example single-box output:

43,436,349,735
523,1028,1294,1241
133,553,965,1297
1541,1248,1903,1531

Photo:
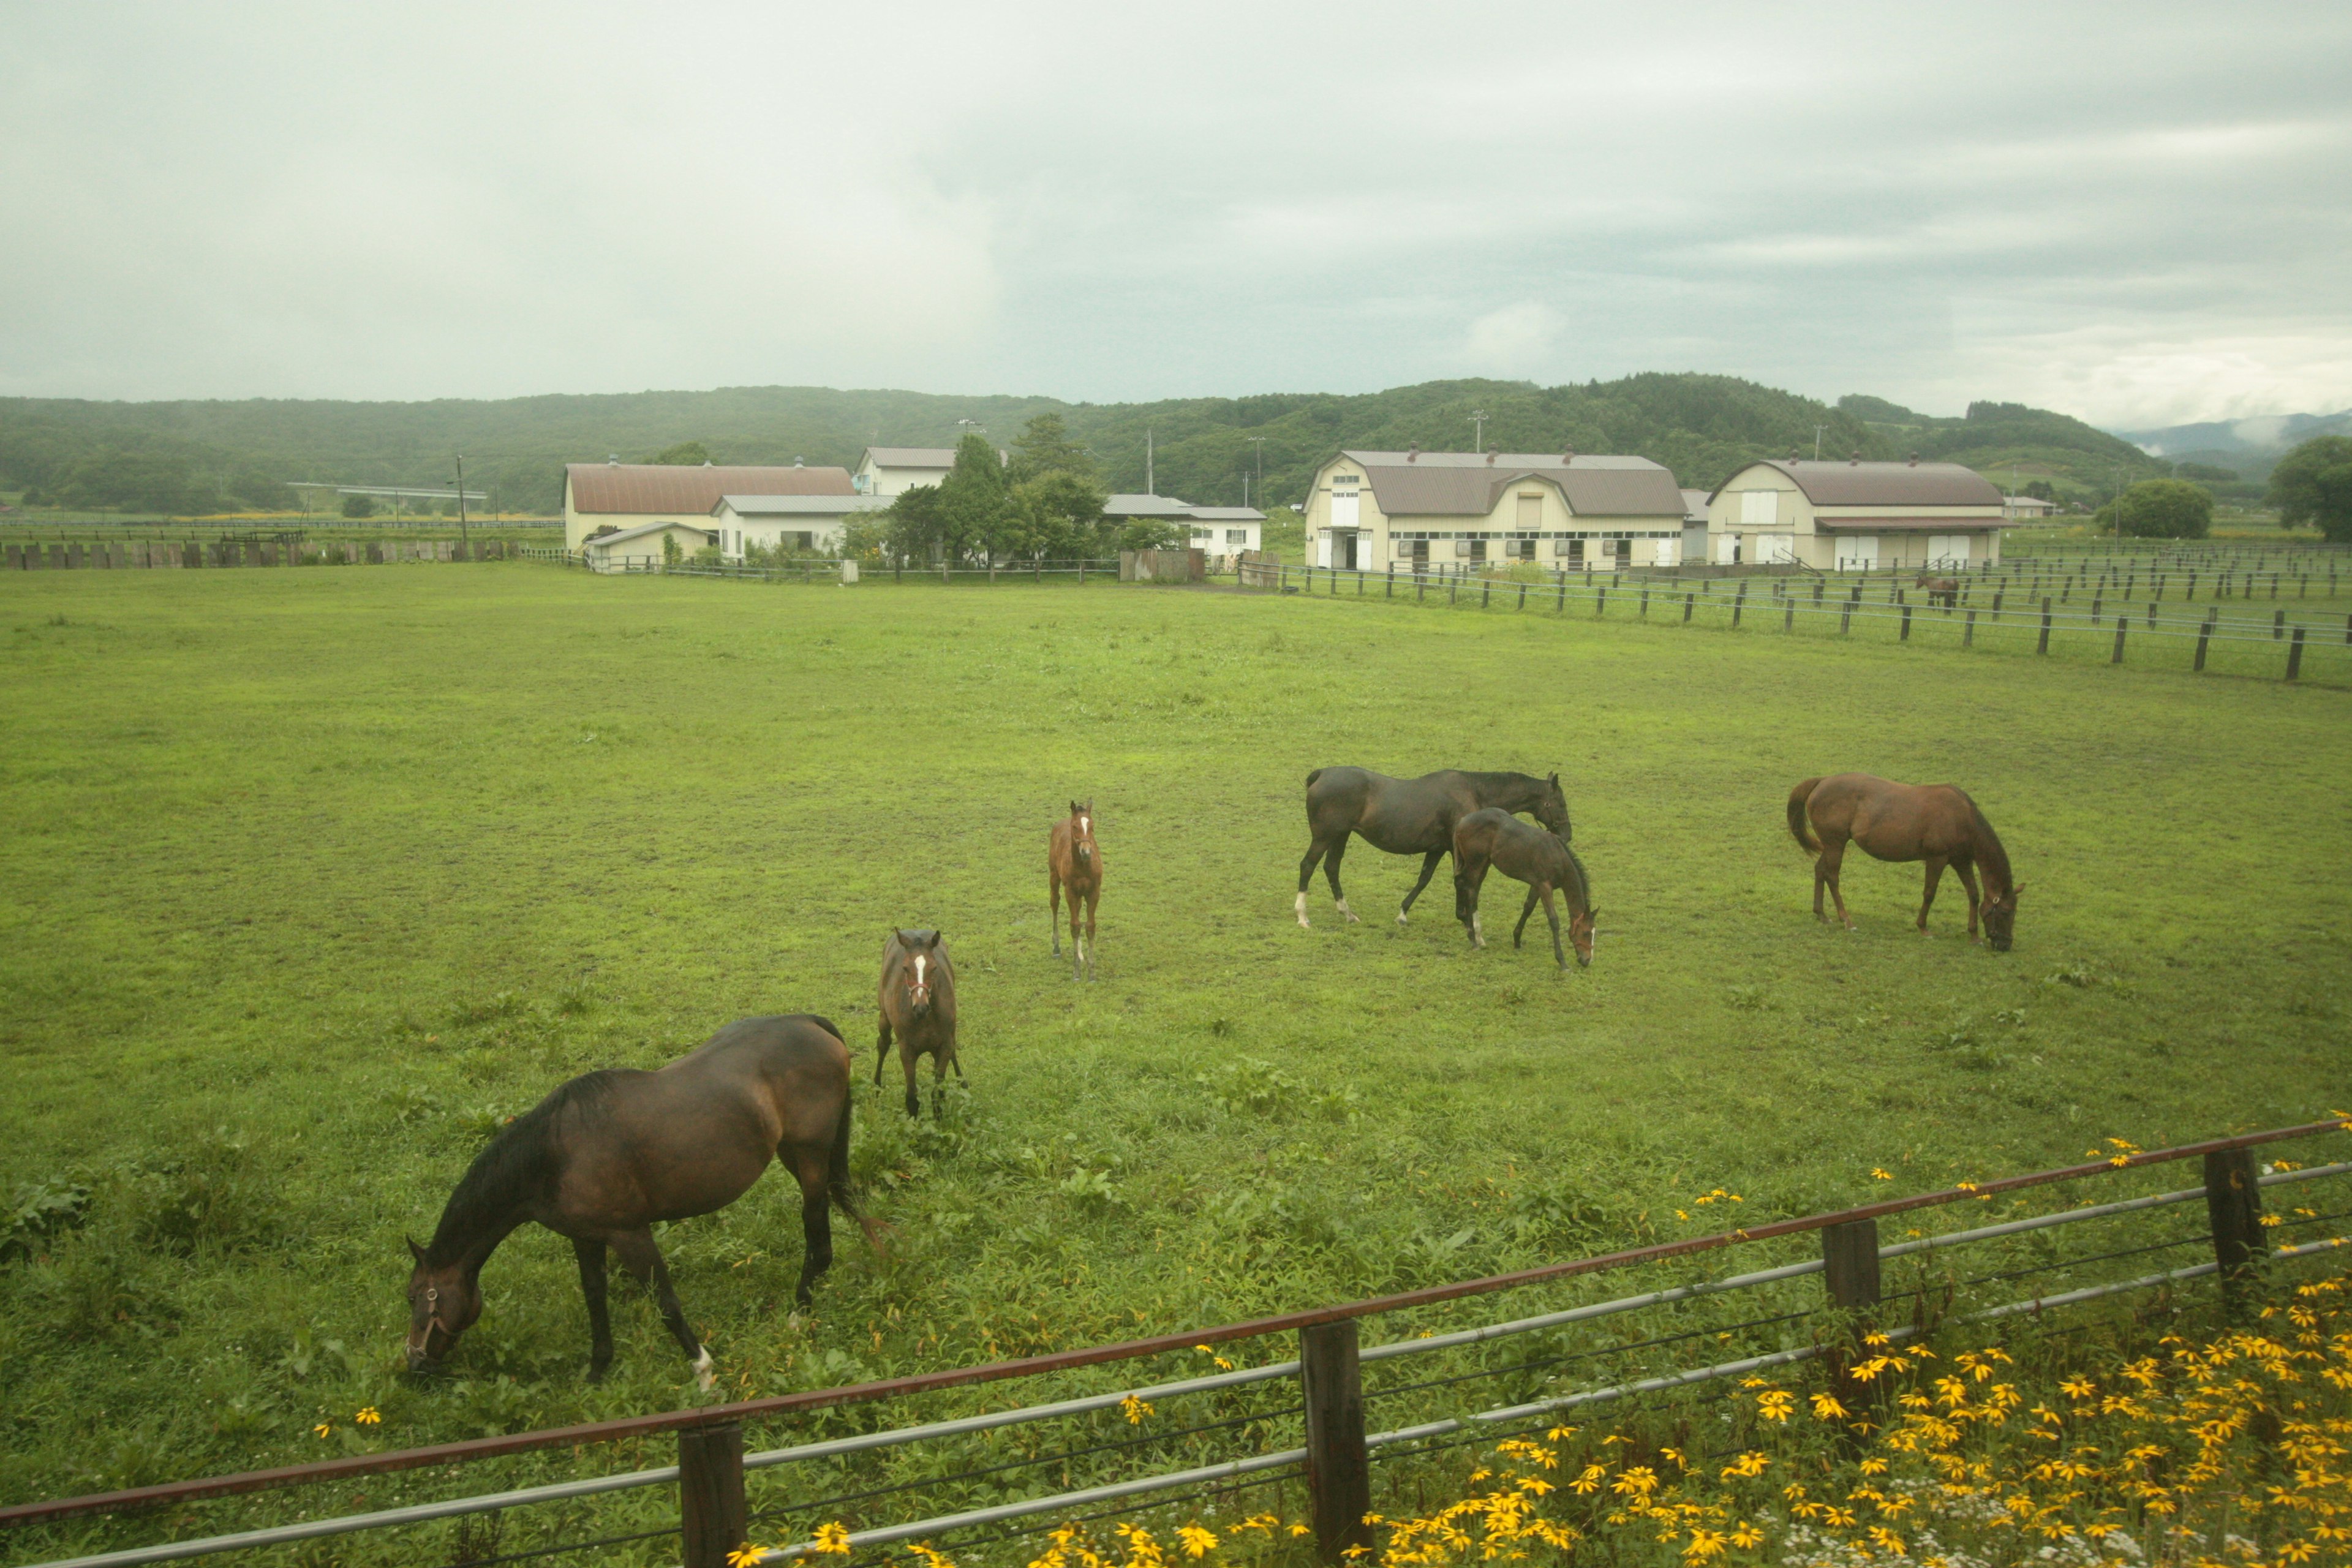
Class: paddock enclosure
0,566,2344,1562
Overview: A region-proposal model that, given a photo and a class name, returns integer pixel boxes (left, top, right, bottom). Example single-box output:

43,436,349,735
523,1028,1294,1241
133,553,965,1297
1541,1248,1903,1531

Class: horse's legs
1539,884,1566,970
1082,887,1099,980
1819,837,1855,929
1322,836,1359,922
873,1017,892,1087
572,1237,612,1381
611,1229,710,1387
932,1049,949,1116
1296,833,1335,927
900,1044,921,1118
1513,886,1540,949
1458,858,1489,946
1399,848,1447,924
1050,870,1064,954
783,1147,835,1307
1069,889,1084,981
1954,860,1985,943
1917,856,1948,933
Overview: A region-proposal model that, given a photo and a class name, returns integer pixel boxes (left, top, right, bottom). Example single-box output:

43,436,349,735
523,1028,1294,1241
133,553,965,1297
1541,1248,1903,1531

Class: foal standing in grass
876,929,961,1117
1049,800,1101,981
1452,807,1596,971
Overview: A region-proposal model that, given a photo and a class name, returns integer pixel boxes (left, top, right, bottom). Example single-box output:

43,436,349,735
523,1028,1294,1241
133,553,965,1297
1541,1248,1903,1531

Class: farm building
577,519,715,572
1705,457,2006,570
564,459,852,550
1102,494,1266,559
709,493,892,559
1298,449,1689,571
853,446,1007,497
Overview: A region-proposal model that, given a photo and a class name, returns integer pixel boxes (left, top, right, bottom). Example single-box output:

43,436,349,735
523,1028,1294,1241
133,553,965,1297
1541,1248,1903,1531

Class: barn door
1835,535,1879,571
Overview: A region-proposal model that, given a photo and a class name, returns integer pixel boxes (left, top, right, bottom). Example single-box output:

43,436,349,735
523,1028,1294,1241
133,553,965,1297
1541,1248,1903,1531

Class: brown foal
1049,800,1102,981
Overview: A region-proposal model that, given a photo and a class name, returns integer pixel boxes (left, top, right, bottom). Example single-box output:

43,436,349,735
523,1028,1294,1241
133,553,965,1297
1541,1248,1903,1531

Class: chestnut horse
1297,767,1571,928
403,1014,884,1386
1451,807,1596,970
1049,801,1101,981
877,928,962,1117
1787,774,2024,949
1914,573,1959,608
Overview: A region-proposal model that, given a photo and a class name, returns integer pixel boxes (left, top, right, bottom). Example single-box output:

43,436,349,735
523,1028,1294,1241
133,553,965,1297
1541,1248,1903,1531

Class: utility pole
1814,424,1826,460
1248,435,1266,507
1146,428,1155,496
1469,409,1488,451
453,453,469,553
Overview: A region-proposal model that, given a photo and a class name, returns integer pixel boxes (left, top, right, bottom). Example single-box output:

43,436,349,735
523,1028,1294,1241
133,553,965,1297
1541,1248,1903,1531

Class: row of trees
2092,437,2352,541
859,416,1187,566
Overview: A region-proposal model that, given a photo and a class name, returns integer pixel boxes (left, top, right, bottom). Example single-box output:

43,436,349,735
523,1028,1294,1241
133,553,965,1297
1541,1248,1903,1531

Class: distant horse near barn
1787,772,2023,949
402,1015,883,1387
1297,767,1572,927
876,929,962,1117
1915,573,1960,608
1451,807,1596,971
1049,801,1102,981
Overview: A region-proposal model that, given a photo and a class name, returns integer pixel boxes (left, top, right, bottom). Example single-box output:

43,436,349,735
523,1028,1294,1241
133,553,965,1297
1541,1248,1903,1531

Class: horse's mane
1558,839,1593,911
426,1071,619,1266
1957,791,2013,892
1461,770,1546,793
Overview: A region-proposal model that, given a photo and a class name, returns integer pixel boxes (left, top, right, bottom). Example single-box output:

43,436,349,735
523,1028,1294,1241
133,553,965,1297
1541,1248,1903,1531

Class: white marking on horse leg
692,1347,715,1391
1396,907,1410,925
1472,911,1484,948
1295,891,1311,928
1336,897,1359,923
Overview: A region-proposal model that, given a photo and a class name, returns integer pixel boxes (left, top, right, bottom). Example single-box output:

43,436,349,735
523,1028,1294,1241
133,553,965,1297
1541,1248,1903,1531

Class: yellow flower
1177,1526,1218,1558
1684,1526,1727,1559
1811,1393,1849,1420
354,1407,381,1426
1755,1390,1796,1422
1871,1168,1894,1180
811,1522,853,1556
312,1422,333,1439
728,1547,767,1568
1121,1395,1154,1424
1720,1452,1770,1479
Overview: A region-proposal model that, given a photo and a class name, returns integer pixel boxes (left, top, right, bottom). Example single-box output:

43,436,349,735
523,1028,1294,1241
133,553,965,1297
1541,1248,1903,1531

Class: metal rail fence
2,1121,2346,1568
1253,560,2352,685
528,553,1120,585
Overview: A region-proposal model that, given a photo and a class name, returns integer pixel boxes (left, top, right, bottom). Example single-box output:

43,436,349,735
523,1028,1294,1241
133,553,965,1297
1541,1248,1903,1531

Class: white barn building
1705,458,2007,570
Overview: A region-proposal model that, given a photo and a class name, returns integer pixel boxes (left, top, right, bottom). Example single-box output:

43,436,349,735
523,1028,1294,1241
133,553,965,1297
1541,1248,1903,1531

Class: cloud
1463,304,1564,377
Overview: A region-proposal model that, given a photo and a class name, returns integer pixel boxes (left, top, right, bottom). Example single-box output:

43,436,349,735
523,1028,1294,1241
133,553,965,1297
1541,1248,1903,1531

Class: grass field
1,566,2346,1553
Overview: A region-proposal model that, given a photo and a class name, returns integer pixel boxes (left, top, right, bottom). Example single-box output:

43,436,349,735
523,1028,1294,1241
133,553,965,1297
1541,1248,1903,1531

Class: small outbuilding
709,494,894,559
578,519,716,572
1706,457,2006,570
564,459,853,550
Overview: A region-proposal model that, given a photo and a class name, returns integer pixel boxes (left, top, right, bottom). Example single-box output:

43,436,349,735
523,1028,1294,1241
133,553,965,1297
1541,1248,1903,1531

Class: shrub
340,494,374,518
2103,478,2211,538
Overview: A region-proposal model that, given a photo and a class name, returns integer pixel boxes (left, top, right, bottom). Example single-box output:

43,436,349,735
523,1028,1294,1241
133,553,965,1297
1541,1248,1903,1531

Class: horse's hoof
1395,911,1409,926
692,1348,716,1392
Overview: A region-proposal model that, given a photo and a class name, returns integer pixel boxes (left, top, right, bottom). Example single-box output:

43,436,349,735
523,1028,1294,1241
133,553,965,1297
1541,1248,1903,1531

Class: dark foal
1451,807,1596,971
1787,772,2024,949
876,928,962,1117
1296,767,1571,928
1914,573,1959,608
403,1015,884,1386
1049,800,1102,981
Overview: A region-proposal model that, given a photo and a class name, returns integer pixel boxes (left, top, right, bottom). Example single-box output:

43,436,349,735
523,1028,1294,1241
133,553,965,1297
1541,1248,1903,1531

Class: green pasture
1,567,2346,1557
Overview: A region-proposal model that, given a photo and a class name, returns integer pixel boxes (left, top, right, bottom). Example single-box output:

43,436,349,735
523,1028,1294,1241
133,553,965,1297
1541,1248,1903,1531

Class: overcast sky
4,1,2347,428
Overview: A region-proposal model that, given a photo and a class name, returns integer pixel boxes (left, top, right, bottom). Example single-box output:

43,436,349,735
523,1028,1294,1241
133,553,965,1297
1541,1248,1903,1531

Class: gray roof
582,519,715,549
1185,506,1265,522
1727,458,2004,508
1102,493,1197,518
1680,488,1711,521
715,494,894,517
1338,450,1686,519
862,446,1007,469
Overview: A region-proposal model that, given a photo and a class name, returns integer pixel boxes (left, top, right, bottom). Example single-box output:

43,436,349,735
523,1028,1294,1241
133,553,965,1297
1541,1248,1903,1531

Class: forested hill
0,375,2171,514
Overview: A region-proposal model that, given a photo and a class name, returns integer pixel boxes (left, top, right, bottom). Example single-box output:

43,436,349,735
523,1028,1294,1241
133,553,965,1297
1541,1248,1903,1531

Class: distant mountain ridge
2111,410,2352,481
0,376,2187,516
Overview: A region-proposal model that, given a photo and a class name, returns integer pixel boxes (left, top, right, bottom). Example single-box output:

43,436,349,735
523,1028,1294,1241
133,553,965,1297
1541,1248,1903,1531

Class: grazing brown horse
1914,573,1959,608
1297,767,1572,927
403,1015,884,1386
877,929,962,1117
1787,774,2024,949
1049,801,1101,981
1451,807,1596,971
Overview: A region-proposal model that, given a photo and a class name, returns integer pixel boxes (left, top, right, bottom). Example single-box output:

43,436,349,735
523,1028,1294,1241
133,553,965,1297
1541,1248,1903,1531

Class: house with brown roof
1300,448,1689,572
563,459,854,550
1705,457,2006,571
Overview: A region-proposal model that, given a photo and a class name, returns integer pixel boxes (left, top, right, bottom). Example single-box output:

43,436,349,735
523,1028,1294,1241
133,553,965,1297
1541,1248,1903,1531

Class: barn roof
1337,451,1686,518
580,519,717,549
1730,458,2003,508
566,463,853,514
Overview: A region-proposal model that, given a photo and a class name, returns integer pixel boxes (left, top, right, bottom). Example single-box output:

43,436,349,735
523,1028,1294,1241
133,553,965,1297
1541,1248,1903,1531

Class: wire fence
529,552,1123,585
1253,561,2352,685
3,1124,2345,1568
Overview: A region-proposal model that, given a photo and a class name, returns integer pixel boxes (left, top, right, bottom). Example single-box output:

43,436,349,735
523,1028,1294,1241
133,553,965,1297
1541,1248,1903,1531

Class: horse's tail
1786,777,1823,856
1305,767,1324,790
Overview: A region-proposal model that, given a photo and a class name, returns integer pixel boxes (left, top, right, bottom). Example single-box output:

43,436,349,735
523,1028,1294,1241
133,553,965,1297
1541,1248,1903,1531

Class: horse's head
1535,773,1572,840
1983,883,2023,952
404,1239,481,1373
1569,904,1597,967
1068,800,1096,865
897,928,943,1016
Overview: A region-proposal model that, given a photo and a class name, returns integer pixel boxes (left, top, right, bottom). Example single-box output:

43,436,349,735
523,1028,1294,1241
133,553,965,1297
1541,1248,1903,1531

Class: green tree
2023,480,2056,501
837,511,891,563
2104,478,2212,539
1117,516,1189,552
1009,413,1094,485
938,432,1009,562
1003,470,1108,559
662,532,683,565
639,440,712,466
884,484,946,564
341,494,375,518
2266,436,2352,542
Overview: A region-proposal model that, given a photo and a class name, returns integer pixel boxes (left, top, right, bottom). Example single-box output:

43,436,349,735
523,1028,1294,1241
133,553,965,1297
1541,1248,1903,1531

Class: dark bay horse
1914,573,1959,608
1452,807,1596,970
1297,767,1570,927
877,929,962,1117
404,1014,884,1386
1787,773,2024,949
1049,801,1101,981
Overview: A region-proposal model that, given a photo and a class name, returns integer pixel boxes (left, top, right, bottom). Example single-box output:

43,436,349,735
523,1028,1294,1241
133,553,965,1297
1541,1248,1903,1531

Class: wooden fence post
1301,1320,1373,1566
1900,603,1913,641
2111,622,2126,663
2203,1148,2267,1314
1822,1218,1882,1418
1480,578,1490,609
2286,626,2305,682
1838,598,1851,635
2037,598,2052,654
678,1423,747,1568
1595,584,1607,617
2195,610,2215,672
1964,608,1977,647
1684,591,1695,624
2272,609,2285,641
1640,585,1651,618
1731,580,1747,628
